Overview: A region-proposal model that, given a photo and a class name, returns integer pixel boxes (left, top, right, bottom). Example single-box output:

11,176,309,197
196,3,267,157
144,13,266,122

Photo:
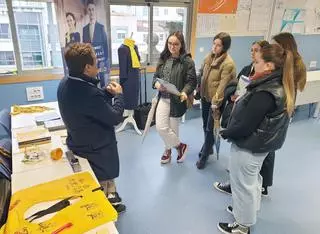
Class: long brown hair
160,31,186,62
213,32,231,53
260,44,295,116
272,32,306,92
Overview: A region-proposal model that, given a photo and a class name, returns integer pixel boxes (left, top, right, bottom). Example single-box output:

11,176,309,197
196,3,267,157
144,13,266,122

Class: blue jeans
229,143,268,226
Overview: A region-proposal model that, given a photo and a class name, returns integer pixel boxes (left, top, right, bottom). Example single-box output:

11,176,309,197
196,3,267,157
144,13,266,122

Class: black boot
196,153,209,169
198,145,214,158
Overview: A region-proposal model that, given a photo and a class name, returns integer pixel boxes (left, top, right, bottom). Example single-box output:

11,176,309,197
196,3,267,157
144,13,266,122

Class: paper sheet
292,22,305,33
248,0,273,31
235,75,250,98
156,78,180,96
237,0,252,11
11,115,37,129
219,14,237,32
196,14,219,37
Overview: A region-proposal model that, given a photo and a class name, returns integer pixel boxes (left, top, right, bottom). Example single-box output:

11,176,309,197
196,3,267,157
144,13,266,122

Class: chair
0,109,11,137
0,178,11,227
0,138,11,158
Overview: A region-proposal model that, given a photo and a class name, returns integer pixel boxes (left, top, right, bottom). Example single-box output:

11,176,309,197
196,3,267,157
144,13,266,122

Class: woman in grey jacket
152,31,196,164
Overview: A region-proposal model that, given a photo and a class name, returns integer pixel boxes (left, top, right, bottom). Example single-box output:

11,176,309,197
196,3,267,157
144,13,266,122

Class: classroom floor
114,117,320,234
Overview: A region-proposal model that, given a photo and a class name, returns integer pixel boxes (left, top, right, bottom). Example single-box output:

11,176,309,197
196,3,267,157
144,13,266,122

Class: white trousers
229,143,268,226
155,98,180,150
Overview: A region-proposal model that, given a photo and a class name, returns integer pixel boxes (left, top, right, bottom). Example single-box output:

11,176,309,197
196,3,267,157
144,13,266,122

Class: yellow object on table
11,105,53,115
0,172,117,234
50,147,63,160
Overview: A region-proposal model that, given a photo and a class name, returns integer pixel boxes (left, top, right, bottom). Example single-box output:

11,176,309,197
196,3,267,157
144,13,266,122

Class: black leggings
260,151,275,187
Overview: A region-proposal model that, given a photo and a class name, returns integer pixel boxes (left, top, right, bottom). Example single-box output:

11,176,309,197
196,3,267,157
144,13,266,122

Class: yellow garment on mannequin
123,38,141,68
0,172,117,234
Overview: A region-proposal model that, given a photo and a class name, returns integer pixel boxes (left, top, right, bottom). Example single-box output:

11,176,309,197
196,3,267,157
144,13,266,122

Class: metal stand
116,110,142,135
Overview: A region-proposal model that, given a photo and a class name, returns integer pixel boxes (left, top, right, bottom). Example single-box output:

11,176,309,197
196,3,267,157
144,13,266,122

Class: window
0,1,17,74
0,51,15,65
143,33,148,42
143,6,148,16
154,7,159,16
12,1,62,70
176,8,184,15
117,32,126,40
110,3,191,66
110,5,149,64
159,33,164,41
152,6,187,63
16,16,44,68
0,24,10,39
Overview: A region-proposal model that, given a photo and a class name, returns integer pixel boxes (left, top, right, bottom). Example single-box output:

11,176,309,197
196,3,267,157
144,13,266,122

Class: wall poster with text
54,0,109,87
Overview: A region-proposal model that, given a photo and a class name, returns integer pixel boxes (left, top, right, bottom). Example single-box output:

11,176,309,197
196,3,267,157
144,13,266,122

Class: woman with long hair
217,44,294,234
214,40,271,194
196,32,236,169
152,31,196,164
258,32,307,195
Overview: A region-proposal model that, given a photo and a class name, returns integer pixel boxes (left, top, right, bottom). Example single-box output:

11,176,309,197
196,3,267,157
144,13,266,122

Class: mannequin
116,37,141,135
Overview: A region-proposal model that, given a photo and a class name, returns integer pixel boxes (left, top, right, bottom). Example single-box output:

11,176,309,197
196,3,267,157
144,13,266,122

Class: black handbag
134,68,156,130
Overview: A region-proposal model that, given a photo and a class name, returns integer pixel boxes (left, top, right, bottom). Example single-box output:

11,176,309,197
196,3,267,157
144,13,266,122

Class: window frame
107,0,192,67
0,0,194,83
2,0,63,77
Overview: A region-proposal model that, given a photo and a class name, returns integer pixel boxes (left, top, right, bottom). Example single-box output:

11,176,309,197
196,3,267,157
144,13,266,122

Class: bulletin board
270,0,320,36
196,0,273,38
196,0,320,38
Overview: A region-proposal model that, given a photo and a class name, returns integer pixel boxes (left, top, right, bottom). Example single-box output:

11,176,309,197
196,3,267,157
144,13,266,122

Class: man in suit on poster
83,0,109,86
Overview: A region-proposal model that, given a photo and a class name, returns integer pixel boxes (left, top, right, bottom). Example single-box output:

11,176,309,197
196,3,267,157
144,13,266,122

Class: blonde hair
261,44,295,116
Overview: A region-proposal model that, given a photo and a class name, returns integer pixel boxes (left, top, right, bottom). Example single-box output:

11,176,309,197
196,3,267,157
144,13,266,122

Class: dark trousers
200,98,214,155
260,151,275,187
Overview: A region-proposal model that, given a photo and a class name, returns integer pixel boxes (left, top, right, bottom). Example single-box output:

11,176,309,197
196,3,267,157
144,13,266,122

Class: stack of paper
44,119,65,131
35,112,61,125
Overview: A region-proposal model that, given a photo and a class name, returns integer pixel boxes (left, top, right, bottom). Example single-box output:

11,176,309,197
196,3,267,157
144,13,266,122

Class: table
295,70,320,118
10,101,119,234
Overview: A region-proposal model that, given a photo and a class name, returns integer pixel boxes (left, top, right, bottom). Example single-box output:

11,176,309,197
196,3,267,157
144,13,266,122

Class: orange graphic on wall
198,0,238,14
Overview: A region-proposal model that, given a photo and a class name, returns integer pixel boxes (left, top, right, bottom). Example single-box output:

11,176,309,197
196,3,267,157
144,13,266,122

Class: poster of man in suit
54,0,110,87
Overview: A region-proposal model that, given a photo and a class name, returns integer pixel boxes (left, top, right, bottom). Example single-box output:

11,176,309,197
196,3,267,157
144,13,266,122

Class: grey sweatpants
229,143,268,226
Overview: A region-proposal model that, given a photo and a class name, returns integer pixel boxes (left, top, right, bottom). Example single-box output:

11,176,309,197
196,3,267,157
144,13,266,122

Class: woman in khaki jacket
196,32,236,169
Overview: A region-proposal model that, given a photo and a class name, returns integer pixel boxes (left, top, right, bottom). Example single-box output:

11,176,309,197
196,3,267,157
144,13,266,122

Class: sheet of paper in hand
235,75,250,98
156,78,181,96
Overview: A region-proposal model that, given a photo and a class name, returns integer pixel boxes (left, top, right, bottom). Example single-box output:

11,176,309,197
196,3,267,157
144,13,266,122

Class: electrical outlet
310,61,317,68
26,86,44,101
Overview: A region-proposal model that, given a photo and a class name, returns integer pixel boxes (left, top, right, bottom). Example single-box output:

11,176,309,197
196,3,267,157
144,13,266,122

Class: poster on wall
198,0,238,14
53,0,109,87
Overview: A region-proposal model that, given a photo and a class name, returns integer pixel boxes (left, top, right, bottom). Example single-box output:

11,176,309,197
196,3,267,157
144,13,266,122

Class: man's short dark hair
64,43,95,75
87,0,95,6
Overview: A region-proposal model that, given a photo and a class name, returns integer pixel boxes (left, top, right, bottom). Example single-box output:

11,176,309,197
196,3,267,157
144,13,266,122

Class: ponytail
282,50,295,116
